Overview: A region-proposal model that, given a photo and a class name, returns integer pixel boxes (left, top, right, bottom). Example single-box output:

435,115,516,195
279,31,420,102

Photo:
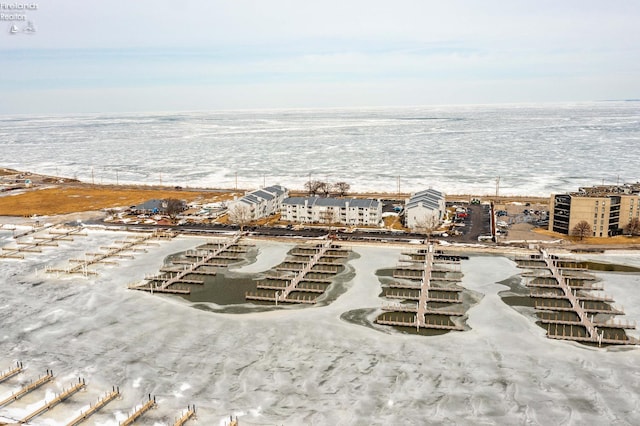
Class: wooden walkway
1,226,86,259
173,405,197,426
66,387,121,426
0,361,23,384
129,233,243,295
0,369,54,408
247,239,348,305
120,395,157,426
519,249,637,346
20,378,86,424
380,244,467,332
47,230,175,276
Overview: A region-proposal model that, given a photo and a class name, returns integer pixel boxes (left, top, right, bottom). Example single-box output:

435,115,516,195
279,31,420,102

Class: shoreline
2,167,640,251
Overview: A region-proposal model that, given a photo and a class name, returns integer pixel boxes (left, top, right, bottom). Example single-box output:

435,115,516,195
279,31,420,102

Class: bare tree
105,208,118,218
304,180,324,196
164,198,186,219
333,181,350,197
319,208,338,225
624,217,640,236
318,181,332,197
228,204,253,231
571,220,592,240
413,214,440,240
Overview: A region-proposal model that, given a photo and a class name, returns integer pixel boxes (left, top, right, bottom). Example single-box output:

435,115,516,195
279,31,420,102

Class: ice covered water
1,102,639,195
1,233,640,425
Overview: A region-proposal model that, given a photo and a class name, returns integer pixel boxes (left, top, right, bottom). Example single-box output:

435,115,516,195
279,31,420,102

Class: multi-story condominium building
404,189,446,232
231,185,288,220
549,184,640,237
281,197,382,226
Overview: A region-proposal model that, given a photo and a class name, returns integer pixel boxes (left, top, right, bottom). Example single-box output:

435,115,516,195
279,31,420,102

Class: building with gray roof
231,185,289,220
405,188,446,232
282,197,382,226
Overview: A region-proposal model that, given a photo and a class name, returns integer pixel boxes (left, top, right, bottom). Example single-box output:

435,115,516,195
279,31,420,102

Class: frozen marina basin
1,231,640,425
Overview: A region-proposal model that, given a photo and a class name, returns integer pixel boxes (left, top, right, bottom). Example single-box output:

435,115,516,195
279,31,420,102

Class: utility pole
397,176,400,194
235,171,238,190
495,176,500,198
116,170,119,185
91,167,94,185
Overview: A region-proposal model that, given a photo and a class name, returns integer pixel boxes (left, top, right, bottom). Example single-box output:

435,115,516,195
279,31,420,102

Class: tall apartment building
281,197,382,226
549,184,640,237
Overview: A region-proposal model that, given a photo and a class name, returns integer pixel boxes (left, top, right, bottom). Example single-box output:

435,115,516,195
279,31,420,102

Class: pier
246,239,350,305
0,369,54,408
376,243,468,331
0,362,23,384
173,405,197,426
517,249,638,346
19,378,86,424
47,229,175,276
120,394,157,426
129,233,251,295
66,386,121,426
1,226,86,259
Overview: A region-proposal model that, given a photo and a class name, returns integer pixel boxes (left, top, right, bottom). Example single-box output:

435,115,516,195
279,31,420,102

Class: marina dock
0,369,54,408
20,378,86,424
376,243,468,332
0,226,86,259
0,360,206,424
129,233,252,295
46,229,176,276
0,362,23,384
173,405,197,426
246,239,350,304
66,387,121,426
120,395,157,426
516,249,638,346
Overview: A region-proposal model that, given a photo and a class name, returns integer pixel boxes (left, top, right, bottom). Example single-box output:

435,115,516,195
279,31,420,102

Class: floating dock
173,405,197,426
0,369,54,408
0,226,86,259
376,244,468,331
66,386,121,426
47,229,176,276
129,233,252,295
246,239,350,305
516,249,638,346
120,394,157,426
20,378,86,424
0,362,23,384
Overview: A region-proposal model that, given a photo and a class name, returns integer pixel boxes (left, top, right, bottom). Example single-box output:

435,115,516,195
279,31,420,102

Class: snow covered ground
1,231,640,425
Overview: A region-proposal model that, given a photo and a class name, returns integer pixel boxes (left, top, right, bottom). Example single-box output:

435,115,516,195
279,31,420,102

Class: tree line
571,217,640,240
304,180,350,197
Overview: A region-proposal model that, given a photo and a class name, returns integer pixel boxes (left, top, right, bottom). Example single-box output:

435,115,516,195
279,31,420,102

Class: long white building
281,197,382,226
404,189,446,232
231,185,289,220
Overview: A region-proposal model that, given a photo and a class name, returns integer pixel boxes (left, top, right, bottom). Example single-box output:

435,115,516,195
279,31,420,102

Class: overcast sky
1,0,639,114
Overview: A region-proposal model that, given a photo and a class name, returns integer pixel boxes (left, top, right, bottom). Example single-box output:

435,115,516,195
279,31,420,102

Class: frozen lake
2,102,639,196
1,230,640,425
